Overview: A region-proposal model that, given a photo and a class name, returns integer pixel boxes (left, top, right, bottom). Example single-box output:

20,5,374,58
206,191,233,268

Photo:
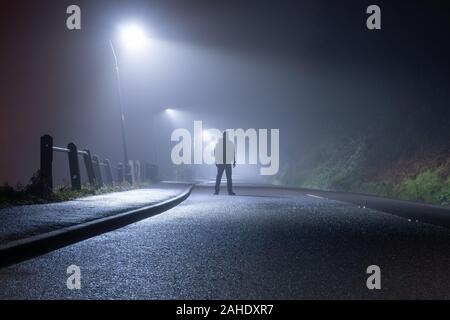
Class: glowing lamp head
119,23,148,52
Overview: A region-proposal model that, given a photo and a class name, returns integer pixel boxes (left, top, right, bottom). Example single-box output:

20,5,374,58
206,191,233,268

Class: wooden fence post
129,160,135,185
40,134,53,194
92,155,104,188
135,160,141,184
141,161,146,181
104,159,114,187
83,149,96,188
117,162,124,183
67,142,81,191
125,162,133,184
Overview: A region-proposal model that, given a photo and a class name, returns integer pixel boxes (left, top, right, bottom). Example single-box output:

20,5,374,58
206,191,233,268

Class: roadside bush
394,167,450,204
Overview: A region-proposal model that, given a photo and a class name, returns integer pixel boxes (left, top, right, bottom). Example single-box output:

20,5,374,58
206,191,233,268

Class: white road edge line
307,194,325,200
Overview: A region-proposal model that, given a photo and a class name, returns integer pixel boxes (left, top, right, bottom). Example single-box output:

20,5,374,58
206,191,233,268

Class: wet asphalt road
1,186,450,299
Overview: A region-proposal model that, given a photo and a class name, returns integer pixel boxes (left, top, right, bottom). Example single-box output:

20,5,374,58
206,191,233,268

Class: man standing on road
214,130,236,195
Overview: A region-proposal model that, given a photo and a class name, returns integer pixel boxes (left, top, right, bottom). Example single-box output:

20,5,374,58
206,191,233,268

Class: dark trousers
215,164,233,194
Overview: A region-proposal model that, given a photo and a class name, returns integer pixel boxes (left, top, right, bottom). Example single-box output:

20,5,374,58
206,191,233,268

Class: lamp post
110,23,148,183
109,40,130,183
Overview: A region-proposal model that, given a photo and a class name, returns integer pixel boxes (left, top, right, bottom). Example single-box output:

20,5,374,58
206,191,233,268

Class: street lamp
109,23,148,183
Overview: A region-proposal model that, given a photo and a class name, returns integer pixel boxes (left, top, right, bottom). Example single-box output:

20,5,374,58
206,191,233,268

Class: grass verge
0,183,149,209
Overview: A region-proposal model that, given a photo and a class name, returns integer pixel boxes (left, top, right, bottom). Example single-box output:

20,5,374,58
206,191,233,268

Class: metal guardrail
39,134,157,194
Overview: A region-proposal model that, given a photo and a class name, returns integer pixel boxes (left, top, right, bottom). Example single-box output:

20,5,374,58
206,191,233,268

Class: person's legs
214,165,225,194
225,164,234,195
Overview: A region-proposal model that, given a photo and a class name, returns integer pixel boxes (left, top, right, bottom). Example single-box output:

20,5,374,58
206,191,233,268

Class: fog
1,0,449,187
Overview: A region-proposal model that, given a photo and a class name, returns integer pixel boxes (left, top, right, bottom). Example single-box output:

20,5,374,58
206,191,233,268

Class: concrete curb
0,185,194,269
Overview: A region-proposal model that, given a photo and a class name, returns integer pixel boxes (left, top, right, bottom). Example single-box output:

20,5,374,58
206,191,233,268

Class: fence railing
39,134,157,194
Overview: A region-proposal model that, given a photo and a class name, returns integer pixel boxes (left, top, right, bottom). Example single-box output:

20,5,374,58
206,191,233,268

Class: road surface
1,185,450,299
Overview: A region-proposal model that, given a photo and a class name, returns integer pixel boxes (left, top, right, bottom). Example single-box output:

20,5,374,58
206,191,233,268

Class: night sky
1,0,449,184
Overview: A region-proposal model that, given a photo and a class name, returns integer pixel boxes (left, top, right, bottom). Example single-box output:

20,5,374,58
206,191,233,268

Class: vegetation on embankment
280,158,449,206
277,108,450,206
392,167,449,204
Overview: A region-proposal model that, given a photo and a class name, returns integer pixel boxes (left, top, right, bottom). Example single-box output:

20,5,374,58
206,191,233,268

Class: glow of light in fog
165,108,176,116
203,130,211,141
119,23,148,52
